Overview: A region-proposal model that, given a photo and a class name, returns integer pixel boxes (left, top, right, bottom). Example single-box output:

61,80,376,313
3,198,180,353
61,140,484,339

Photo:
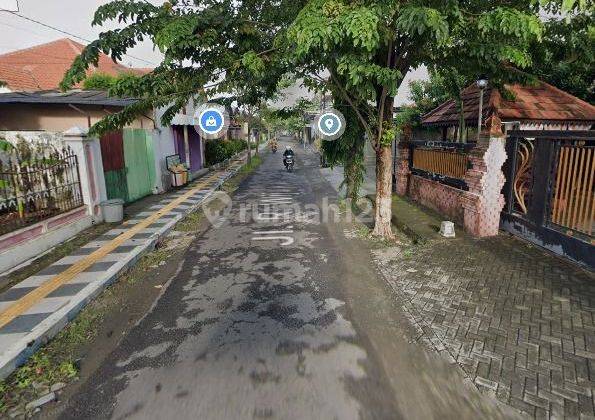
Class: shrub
205,139,247,166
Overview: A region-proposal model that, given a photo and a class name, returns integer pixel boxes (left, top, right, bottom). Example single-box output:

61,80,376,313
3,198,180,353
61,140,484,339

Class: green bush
205,139,247,166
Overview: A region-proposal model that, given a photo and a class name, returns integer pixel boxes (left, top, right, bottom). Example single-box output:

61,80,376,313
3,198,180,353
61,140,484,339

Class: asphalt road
57,141,516,420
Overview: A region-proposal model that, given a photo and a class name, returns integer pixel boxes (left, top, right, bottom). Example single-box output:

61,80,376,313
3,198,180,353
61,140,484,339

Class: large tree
61,0,305,133
530,13,594,103
63,0,587,238
283,1,551,237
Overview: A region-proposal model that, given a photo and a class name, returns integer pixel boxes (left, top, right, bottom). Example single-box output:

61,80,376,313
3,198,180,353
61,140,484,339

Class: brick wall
409,175,465,224
395,133,508,238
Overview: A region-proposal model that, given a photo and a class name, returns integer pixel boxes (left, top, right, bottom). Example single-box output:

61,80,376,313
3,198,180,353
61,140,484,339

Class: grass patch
222,154,263,193
355,224,371,238
0,301,106,415
175,211,203,233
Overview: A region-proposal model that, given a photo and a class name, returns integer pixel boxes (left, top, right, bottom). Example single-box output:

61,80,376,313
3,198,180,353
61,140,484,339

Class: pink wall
408,175,465,224
0,207,87,252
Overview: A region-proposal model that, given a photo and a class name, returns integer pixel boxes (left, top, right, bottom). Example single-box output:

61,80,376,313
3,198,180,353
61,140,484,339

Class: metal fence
409,140,474,190
0,145,83,236
501,130,594,268
549,138,594,238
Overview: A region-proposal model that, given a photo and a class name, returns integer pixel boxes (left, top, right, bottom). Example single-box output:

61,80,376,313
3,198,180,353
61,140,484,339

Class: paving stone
84,261,117,273
0,313,52,334
380,231,595,418
0,287,37,302
47,283,88,298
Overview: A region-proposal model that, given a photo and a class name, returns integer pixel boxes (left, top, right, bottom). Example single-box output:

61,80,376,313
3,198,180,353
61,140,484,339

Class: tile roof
421,81,595,127
0,38,152,92
0,90,138,107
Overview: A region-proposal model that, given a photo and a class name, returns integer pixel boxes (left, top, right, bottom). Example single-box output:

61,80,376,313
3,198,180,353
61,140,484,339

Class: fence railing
0,145,83,236
409,141,473,190
550,139,594,238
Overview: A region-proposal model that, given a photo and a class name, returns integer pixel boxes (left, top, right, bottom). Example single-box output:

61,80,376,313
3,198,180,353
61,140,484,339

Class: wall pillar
151,128,167,194
461,118,507,237
63,126,107,222
395,141,411,196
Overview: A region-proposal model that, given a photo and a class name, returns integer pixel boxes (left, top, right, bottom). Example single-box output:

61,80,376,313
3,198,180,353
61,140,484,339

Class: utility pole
183,125,191,168
244,121,251,164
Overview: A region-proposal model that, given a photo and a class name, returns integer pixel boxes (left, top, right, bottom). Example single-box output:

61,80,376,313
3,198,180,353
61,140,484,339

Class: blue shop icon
199,109,224,134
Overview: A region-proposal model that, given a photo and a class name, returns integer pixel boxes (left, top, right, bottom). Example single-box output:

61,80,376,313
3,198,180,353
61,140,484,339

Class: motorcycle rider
283,145,294,168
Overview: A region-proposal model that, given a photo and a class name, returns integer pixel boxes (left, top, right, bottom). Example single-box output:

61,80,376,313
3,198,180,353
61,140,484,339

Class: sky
0,0,164,67
0,0,427,105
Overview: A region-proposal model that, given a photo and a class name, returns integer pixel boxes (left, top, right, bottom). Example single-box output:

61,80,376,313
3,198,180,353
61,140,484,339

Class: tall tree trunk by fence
373,144,393,237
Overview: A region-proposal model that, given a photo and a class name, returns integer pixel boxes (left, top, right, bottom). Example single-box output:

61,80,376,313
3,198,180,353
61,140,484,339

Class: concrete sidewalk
0,152,254,380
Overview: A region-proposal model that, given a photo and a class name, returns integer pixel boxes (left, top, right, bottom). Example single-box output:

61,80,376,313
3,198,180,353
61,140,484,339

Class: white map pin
315,109,345,141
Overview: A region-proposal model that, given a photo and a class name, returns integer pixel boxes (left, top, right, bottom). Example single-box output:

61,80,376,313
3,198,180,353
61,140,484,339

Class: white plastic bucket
101,199,125,223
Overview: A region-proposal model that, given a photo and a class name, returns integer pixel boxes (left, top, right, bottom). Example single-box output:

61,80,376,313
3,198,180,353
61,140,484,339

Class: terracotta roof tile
0,38,152,91
421,81,595,126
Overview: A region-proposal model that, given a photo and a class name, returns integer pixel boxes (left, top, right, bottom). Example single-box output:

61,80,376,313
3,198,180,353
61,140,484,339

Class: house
0,39,208,199
0,38,148,92
395,80,595,268
0,40,204,273
420,81,594,141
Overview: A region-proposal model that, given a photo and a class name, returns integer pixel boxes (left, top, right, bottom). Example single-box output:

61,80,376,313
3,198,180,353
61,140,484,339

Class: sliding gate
501,130,594,268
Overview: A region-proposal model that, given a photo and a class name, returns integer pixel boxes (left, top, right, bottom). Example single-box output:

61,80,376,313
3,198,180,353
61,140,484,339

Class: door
100,131,129,202
123,129,156,202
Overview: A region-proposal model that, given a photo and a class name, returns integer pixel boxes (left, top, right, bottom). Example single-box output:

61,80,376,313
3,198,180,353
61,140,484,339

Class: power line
2,10,158,66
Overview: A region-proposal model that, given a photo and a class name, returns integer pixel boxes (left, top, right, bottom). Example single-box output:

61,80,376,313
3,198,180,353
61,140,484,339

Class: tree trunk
245,122,252,164
371,87,395,238
372,143,394,238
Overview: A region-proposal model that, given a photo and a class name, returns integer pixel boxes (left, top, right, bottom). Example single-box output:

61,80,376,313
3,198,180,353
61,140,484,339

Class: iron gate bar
0,147,84,237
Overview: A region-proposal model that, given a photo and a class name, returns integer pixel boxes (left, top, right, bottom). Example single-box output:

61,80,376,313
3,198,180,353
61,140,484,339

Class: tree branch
325,71,374,142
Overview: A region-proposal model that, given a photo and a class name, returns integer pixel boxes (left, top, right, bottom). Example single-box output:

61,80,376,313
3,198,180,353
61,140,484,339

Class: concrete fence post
461,117,507,237
63,126,107,222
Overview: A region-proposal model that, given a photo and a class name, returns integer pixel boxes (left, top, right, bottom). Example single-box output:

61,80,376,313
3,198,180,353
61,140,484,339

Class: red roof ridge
0,38,82,59
64,38,86,55
421,79,595,127
537,80,595,113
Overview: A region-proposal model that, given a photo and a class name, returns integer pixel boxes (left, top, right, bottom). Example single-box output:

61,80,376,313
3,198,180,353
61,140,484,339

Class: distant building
0,38,150,92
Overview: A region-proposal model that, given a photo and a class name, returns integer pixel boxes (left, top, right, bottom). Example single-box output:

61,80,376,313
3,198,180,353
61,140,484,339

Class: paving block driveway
375,232,595,418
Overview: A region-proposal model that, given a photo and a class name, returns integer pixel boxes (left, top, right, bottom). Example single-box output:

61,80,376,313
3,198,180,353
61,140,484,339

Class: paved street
56,143,514,420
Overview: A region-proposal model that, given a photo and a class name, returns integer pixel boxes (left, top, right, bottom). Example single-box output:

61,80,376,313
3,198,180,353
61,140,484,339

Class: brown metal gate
501,130,594,268
550,142,594,237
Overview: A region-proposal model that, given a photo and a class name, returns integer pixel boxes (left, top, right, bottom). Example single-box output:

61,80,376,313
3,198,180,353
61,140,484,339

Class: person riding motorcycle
283,146,294,168
270,138,278,152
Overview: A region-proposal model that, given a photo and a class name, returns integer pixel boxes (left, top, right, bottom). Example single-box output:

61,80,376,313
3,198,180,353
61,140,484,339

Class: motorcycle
284,154,294,172
271,144,278,153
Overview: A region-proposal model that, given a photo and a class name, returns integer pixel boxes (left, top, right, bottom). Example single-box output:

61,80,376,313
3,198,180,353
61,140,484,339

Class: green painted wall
123,129,156,203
